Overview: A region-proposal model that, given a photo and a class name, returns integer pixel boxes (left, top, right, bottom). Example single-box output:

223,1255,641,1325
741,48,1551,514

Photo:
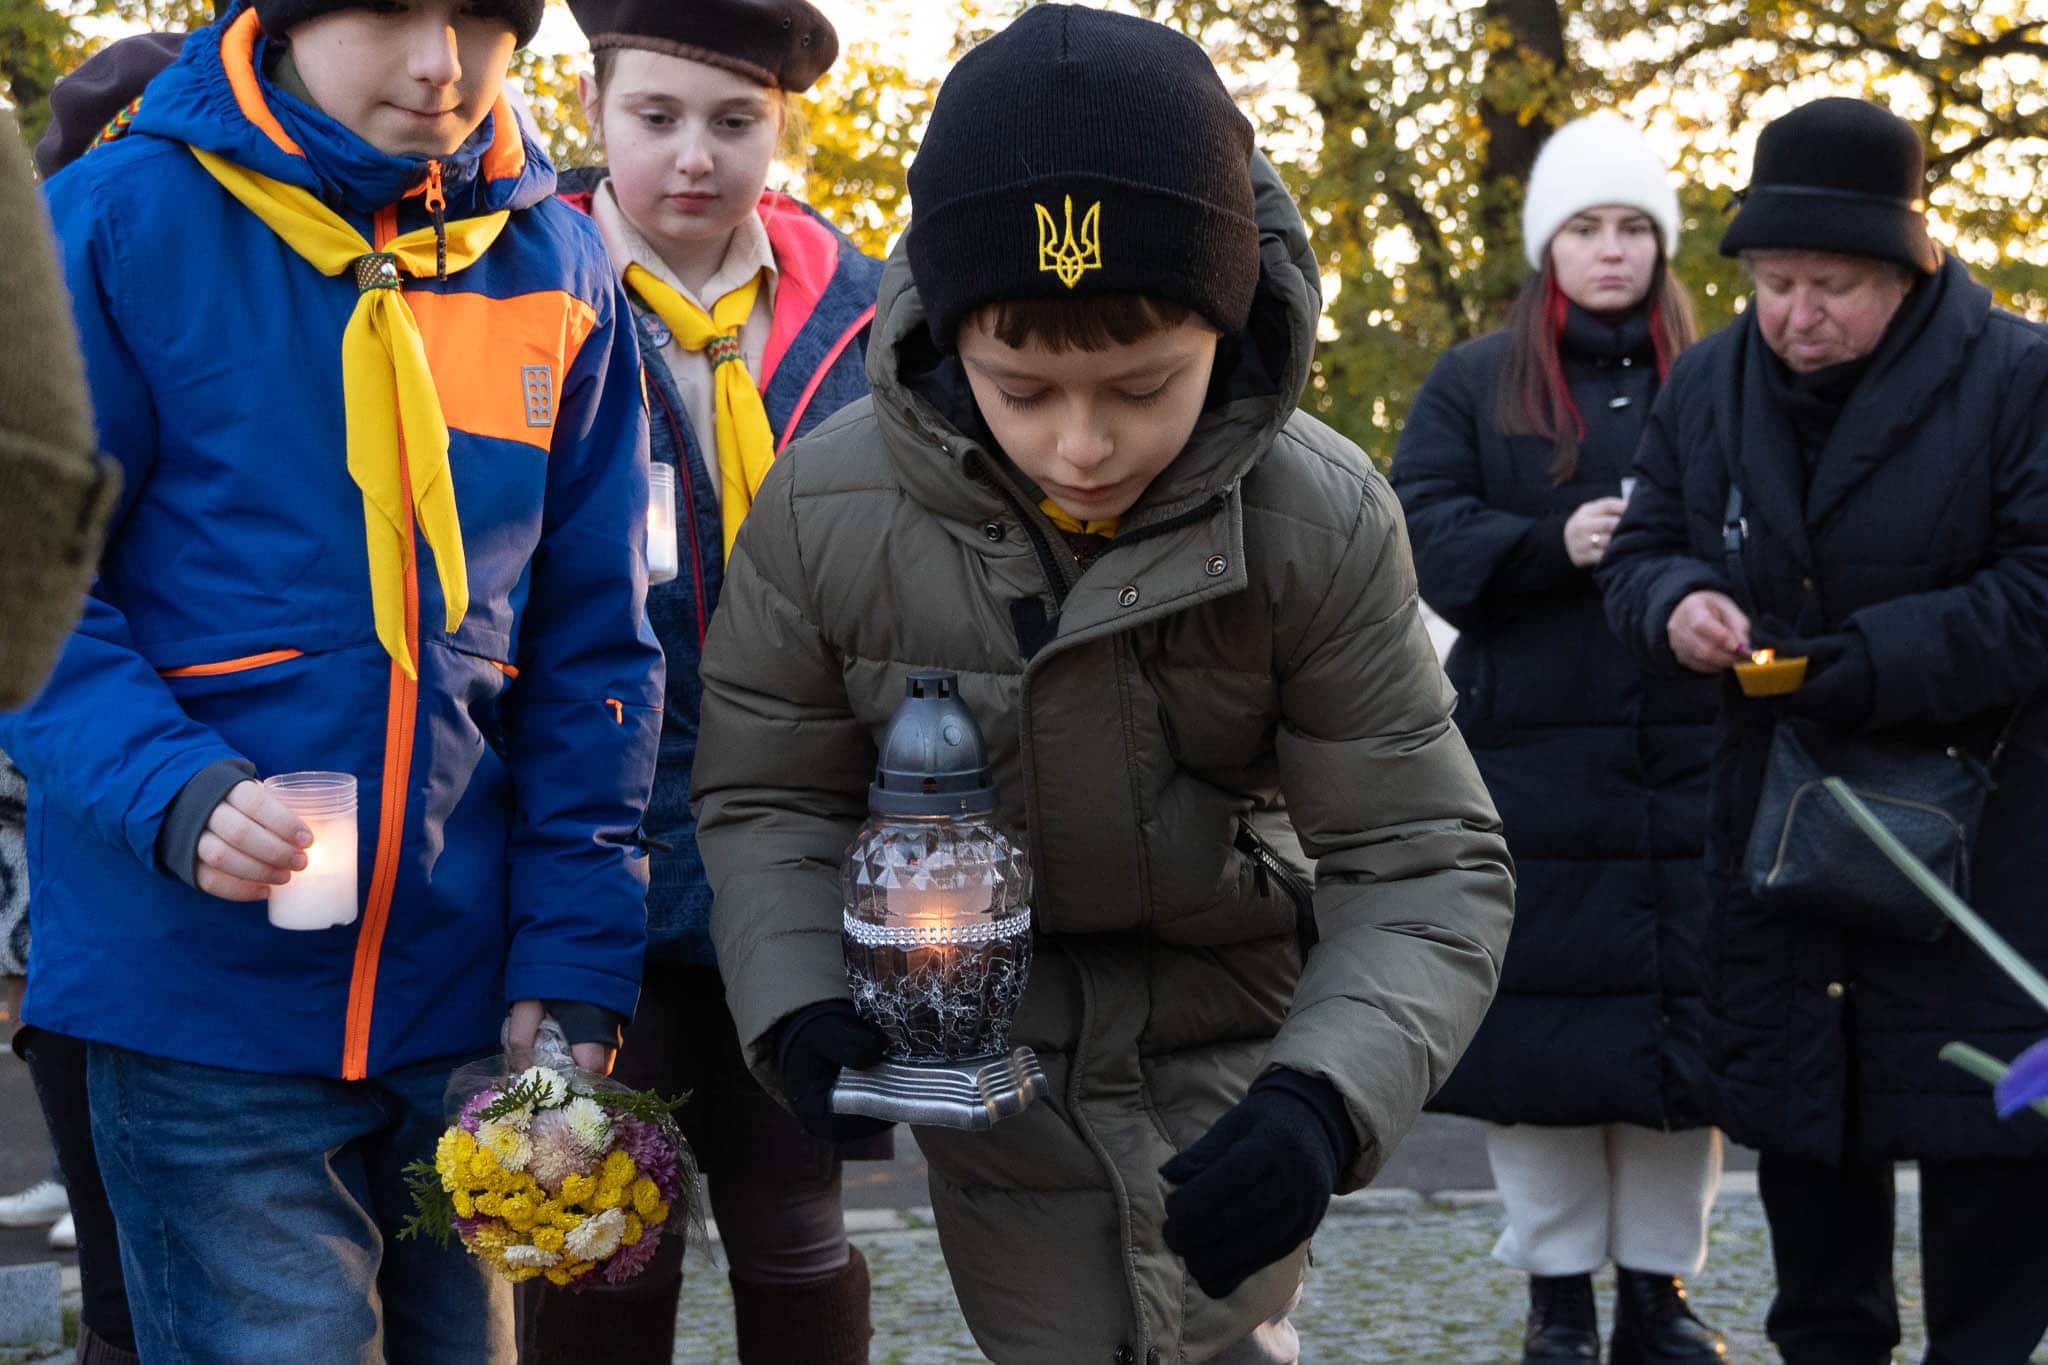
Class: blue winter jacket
1,8,664,1080
557,169,881,964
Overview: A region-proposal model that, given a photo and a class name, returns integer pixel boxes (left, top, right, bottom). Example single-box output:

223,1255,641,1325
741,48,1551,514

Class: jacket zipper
423,160,448,281
342,203,420,1081
1237,821,1319,959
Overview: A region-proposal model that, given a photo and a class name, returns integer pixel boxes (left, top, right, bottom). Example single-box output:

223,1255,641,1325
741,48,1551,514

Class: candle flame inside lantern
1751,649,1775,666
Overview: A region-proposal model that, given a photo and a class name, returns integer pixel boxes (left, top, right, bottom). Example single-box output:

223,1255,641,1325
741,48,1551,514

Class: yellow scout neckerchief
623,265,775,557
1039,499,1119,539
190,146,509,679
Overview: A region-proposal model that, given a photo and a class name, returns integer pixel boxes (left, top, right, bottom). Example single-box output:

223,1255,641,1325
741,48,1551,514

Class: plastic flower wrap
400,1018,701,1289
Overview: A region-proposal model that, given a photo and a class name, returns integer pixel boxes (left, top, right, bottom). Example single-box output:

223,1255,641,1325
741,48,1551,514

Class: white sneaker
47,1212,75,1249
0,1179,68,1227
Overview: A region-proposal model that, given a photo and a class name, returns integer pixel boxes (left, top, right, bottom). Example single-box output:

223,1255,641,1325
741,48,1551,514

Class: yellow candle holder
1734,649,1808,697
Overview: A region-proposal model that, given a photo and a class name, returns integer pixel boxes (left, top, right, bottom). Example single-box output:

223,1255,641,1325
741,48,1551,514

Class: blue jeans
87,1043,512,1365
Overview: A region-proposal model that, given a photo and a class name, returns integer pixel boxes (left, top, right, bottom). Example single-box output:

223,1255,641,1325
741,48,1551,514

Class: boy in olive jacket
692,8,1515,1362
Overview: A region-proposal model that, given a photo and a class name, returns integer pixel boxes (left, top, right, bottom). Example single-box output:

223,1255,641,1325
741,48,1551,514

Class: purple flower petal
1994,1037,2048,1118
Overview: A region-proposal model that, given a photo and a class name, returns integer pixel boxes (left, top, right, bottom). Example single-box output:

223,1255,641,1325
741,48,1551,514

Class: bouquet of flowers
401,1024,700,1290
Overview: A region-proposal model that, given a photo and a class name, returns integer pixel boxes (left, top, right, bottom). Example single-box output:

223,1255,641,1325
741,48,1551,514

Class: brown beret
568,0,839,92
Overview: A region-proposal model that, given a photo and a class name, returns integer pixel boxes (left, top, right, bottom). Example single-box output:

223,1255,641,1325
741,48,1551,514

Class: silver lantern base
829,1047,1047,1130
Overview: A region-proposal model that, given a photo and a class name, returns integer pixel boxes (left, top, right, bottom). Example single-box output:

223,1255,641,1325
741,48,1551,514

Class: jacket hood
127,1,555,218
865,153,1321,532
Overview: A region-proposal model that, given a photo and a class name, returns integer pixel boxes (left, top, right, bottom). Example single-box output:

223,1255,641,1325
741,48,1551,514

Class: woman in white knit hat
1392,113,1727,1364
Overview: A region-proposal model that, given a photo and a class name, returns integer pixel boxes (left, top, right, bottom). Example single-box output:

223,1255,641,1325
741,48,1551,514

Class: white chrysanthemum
526,1110,587,1192
562,1097,611,1153
477,1118,532,1173
563,1206,626,1261
502,1244,560,1268
518,1066,570,1109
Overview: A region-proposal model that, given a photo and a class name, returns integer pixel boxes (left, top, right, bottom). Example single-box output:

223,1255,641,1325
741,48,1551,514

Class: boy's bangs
977,294,1193,354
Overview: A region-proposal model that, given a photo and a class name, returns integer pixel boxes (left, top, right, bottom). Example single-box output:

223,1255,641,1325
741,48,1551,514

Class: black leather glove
1758,621,1876,730
1160,1071,1354,1300
776,1001,894,1142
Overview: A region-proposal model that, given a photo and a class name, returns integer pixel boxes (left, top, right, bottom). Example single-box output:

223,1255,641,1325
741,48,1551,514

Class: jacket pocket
157,649,305,678
1235,820,1317,961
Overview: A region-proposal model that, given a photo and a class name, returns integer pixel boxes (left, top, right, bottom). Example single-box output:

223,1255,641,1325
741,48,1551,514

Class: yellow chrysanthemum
561,1258,596,1279
532,1225,566,1253
435,1129,475,1183
469,1221,515,1250
592,1186,623,1212
475,1193,504,1217
506,1266,542,1283
452,1190,475,1219
543,1266,574,1287
620,1213,643,1246
558,1174,597,1205
629,1178,662,1220
647,1200,669,1225
600,1150,637,1189
500,1195,538,1231
551,1207,583,1231
467,1150,501,1185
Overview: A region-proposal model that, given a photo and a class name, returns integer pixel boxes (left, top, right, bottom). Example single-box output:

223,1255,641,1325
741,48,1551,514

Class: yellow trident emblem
1035,195,1102,288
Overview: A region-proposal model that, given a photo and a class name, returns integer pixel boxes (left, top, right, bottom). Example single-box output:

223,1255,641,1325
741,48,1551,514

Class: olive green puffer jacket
695,161,1515,1364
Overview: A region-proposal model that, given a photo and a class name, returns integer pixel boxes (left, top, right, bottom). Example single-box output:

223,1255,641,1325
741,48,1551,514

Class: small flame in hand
1750,649,1775,666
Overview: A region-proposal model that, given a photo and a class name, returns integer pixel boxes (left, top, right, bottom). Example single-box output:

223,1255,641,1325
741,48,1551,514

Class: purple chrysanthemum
602,1225,662,1285
1995,1037,2048,1118
457,1089,495,1134
613,1115,684,1204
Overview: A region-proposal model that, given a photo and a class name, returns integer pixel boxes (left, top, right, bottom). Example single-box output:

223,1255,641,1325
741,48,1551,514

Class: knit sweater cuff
156,759,259,889
0,439,119,709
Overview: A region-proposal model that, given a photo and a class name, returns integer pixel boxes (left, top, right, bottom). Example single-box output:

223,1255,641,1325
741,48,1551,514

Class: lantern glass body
842,812,1032,1063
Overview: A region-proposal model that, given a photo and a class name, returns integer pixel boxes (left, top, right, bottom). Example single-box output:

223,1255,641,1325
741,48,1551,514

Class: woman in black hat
521,2,887,1361
1603,97,2048,1363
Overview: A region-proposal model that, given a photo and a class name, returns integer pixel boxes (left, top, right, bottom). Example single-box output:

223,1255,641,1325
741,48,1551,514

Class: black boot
1610,1268,1727,1363
1524,1273,1601,1362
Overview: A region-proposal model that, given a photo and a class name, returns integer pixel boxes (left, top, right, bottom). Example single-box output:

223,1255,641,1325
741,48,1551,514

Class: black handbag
1723,485,2007,940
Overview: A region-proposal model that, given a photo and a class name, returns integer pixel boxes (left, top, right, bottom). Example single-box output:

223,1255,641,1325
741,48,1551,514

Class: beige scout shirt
593,179,777,512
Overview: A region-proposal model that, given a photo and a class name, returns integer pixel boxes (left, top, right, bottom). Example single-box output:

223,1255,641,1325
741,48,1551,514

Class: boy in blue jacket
3,0,662,1355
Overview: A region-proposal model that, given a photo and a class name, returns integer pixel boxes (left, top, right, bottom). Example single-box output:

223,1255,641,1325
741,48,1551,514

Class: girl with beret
523,2,886,1359
1392,114,1725,1365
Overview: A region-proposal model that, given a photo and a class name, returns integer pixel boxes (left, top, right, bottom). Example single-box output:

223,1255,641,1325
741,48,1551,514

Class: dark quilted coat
1393,307,1719,1130
1600,256,2048,1164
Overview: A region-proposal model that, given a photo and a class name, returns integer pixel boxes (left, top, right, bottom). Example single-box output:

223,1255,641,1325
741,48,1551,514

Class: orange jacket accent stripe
219,11,304,160
344,212,419,1082
404,290,600,452
158,649,304,678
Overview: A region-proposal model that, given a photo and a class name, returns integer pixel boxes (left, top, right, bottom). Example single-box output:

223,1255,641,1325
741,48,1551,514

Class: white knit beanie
1521,113,1680,271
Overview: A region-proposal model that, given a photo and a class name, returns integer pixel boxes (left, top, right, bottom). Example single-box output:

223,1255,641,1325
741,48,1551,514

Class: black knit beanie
1721,98,1939,275
906,4,1259,350
256,0,543,47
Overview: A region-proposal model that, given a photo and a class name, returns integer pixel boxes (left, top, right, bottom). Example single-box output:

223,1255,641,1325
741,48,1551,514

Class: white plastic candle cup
647,463,680,586
262,773,359,932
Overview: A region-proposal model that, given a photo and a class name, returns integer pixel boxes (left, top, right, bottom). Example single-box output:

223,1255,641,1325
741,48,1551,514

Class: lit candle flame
1751,649,1775,666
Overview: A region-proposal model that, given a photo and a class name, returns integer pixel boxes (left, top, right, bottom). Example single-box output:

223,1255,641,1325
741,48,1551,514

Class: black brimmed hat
567,0,838,92
905,4,1260,350
1721,98,1939,275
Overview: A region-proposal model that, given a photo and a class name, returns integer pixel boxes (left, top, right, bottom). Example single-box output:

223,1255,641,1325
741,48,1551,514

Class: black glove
1160,1071,1354,1300
1757,620,1876,730
776,1001,894,1142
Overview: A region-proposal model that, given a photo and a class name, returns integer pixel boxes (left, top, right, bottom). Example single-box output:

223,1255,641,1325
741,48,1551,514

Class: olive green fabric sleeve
692,457,874,1079
0,112,119,708
1262,465,1516,1193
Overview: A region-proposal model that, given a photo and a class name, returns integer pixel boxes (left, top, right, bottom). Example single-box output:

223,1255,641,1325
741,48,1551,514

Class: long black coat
1601,257,2048,1164
1393,310,1719,1129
